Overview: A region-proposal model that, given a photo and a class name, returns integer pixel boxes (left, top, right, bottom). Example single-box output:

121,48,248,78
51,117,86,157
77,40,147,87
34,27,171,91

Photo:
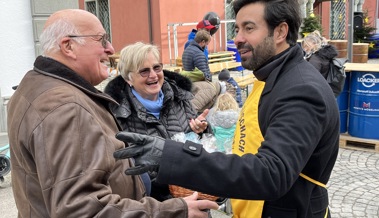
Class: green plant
354,10,376,43
300,12,322,38
354,10,379,58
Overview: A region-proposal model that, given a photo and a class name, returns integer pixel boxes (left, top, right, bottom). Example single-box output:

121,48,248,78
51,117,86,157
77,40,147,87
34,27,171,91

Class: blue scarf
131,88,164,119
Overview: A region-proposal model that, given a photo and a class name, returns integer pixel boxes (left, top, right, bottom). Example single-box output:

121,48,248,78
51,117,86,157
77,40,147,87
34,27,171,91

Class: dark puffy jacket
308,44,339,79
182,40,212,81
184,29,209,60
104,70,196,139
104,70,197,201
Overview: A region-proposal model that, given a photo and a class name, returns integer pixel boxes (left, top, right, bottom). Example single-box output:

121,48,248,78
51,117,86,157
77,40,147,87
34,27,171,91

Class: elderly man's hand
184,192,219,218
114,132,165,175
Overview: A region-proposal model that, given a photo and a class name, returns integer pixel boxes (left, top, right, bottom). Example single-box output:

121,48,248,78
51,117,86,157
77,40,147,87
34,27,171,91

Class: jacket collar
104,70,193,120
104,70,192,104
314,44,338,60
34,56,99,93
33,56,118,105
189,40,205,51
254,44,305,95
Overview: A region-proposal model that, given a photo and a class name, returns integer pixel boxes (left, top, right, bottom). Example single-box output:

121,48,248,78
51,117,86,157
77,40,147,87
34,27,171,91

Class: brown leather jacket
7,56,187,218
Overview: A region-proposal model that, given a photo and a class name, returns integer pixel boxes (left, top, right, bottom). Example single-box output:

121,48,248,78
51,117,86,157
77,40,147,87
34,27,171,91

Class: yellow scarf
231,80,265,218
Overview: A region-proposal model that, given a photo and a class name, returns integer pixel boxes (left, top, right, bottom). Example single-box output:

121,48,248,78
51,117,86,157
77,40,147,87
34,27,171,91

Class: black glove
114,132,165,175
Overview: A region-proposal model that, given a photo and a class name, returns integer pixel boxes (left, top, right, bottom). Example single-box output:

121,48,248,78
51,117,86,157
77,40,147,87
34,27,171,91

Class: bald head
40,9,102,56
38,9,113,86
44,9,99,33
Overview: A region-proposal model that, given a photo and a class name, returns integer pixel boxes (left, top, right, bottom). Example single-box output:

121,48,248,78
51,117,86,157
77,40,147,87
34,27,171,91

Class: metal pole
347,0,354,62
147,0,153,44
217,24,222,52
167,25,172,65
173,24,178,59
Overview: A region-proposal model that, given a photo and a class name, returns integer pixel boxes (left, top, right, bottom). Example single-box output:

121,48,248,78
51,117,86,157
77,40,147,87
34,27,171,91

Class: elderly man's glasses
138,63,163,77
67,33,109,48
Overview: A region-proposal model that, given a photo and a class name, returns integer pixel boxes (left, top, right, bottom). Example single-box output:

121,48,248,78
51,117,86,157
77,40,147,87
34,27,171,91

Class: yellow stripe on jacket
231,80,265,218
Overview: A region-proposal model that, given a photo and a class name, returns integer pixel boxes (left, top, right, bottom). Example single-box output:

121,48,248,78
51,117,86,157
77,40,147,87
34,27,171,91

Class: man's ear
274,22,288,43
60,37,76,58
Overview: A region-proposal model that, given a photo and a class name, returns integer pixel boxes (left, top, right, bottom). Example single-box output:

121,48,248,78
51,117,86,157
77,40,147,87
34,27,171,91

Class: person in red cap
184,19,216,60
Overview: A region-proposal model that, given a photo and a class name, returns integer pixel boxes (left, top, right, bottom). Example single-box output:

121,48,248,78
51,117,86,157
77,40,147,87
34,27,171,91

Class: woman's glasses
138,63,163,77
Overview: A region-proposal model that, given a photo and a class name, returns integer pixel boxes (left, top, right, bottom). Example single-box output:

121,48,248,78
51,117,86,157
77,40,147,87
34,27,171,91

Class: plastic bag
171,132,218,153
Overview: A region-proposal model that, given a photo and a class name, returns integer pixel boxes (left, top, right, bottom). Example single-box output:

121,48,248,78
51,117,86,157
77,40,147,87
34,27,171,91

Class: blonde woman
104,42,210,201
302,30,338,78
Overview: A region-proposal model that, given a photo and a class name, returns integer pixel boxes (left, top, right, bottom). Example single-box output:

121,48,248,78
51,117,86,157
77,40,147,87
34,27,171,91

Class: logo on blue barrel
357,73,379,88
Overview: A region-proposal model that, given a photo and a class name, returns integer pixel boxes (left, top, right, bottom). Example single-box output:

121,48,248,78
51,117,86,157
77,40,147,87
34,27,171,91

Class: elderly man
7,9,217,218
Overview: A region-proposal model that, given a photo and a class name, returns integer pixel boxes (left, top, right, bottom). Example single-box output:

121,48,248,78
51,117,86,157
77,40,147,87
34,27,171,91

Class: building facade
0,0,378,132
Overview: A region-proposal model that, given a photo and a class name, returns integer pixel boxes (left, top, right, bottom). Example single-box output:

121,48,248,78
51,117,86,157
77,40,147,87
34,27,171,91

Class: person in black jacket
104,42,210,202
113,1,339,217
302,30,339,79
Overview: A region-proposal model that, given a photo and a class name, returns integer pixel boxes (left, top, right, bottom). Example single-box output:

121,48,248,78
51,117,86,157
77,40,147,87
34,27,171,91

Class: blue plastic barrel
226,40,244,71
336,72,350,133
348,71,379,139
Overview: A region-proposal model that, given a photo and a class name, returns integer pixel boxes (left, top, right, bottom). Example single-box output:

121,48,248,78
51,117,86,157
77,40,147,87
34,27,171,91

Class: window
85,0,111,42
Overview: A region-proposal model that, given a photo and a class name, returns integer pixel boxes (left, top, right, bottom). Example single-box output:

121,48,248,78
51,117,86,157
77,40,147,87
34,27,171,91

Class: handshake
114,132,166,175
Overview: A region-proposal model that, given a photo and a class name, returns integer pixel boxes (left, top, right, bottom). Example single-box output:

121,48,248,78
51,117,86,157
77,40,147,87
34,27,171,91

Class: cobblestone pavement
328,148,379,218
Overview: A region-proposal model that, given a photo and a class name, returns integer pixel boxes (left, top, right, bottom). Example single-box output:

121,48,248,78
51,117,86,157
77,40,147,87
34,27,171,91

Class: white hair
39,18,85,55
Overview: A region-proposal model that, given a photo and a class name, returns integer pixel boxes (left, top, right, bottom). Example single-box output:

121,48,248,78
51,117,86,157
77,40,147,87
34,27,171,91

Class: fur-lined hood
104,70,192,104
315,44,339,60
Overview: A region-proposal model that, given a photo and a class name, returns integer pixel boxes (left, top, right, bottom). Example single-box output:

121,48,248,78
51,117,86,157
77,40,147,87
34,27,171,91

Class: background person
7,9,217,218
113,0,340,217
217,69,243,107
184,19,216,60
104,41,210,202
181,30,213,82
190,80,223,114
302,30,338,79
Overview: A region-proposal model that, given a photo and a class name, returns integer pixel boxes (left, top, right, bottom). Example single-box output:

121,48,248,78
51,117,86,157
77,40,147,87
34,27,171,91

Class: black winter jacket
104,70,196,139
104,70,197,201
156,45,340,217
307,44,339,79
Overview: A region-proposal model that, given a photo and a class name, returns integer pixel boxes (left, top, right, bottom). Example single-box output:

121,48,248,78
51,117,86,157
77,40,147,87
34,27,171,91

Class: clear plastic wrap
171,132,219,153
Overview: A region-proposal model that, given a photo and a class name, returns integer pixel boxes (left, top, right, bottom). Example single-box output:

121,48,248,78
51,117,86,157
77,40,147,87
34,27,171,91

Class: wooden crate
234,74,256,97
339,134,379,152
177,51,241,74
208,51,235,63
163,65,182,73
234,74,256,89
